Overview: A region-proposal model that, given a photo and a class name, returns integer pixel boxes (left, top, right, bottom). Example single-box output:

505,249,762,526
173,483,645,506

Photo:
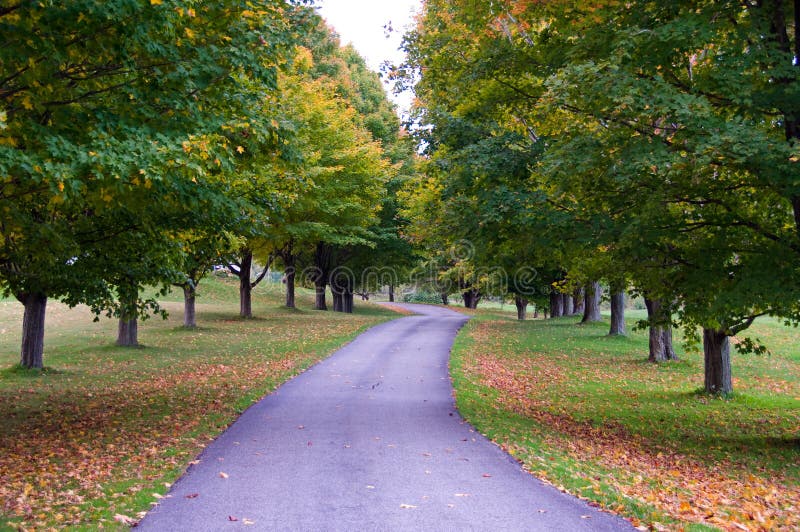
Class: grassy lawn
449,307,800,531
0,276,400,530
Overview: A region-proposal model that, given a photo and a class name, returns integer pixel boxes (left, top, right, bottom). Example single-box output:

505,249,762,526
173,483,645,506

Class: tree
401,0,800,394
174,229,241,328
256,20,403,314
0,1,306,366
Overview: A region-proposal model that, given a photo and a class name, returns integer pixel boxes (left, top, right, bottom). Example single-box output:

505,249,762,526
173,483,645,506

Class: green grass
449,307,800,530
0,276,399,530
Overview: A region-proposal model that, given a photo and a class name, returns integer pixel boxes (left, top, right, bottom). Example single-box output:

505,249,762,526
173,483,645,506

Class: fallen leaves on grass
459,319,800,530
0,297,390,529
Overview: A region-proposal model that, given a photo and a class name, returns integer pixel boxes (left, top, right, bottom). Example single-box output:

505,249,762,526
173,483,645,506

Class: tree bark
514,296,528,321
313,243,331,311
663,327,677,360
581,281,602,323
562,293,573,316
463,288,480,309
343,291,354,314
332,291,343,312
18,292,47,369
572,287,585,316
550,291,563,317
117,315,138,347
609,291,626,336
285,264,296,309
116,282,139,347
645,298,677,362
183,284,197,329
388,283,395,303
238,249,253,318
703,328,732,394
315,280,328,311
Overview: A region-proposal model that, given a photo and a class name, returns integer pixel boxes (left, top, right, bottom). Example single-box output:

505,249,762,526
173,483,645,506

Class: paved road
138,303,633,531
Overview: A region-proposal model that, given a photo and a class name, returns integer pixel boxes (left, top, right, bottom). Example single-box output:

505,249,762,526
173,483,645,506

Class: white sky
315,0,421,117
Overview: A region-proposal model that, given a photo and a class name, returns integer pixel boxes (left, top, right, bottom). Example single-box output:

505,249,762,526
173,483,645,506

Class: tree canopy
398,0,800,394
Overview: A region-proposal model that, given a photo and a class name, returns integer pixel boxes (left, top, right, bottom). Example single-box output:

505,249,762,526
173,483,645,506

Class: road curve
138,303,633,531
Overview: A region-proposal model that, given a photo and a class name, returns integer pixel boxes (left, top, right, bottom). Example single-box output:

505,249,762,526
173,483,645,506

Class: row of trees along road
396,0,800,394
1,2,415,368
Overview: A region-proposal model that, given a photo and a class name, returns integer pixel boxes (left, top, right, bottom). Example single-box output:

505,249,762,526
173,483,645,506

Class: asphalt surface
138,303,634,531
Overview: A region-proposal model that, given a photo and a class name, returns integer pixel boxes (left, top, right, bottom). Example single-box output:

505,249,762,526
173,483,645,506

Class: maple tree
0,1,308,364
400,0,800,394
257,18,407,314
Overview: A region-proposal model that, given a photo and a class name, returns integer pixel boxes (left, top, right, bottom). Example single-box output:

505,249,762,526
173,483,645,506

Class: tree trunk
562,293,573,316
183,284,197,329
609,291,626,336
116,282,139,347
388,283,395,302
343,291,354,314
441,292,449,305
663,327,677,360
315,280,327,311
239,250,253,318
18,292,47,369
533,307,539,319
572,287,585,316
703,328,732,394
550,291,563,317
312,242,332,311
645,298,677,362
284,264,296,309
581,281,602,323
462,289,480,309
117,316,138,347
515,296,528,321
332,290,343,312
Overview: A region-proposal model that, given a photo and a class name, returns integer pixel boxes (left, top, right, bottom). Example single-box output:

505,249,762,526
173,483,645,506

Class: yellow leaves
186,8,196,17
236,145,245,154
185,27,196,40
294,46,315,71
57,182,64,192
150,0,162,5
21,95,34,110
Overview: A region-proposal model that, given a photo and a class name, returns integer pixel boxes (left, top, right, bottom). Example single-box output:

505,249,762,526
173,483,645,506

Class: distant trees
398,0,800,394
262,19,416,314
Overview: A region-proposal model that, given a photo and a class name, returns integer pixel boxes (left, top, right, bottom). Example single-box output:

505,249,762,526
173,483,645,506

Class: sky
315,0,422,117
